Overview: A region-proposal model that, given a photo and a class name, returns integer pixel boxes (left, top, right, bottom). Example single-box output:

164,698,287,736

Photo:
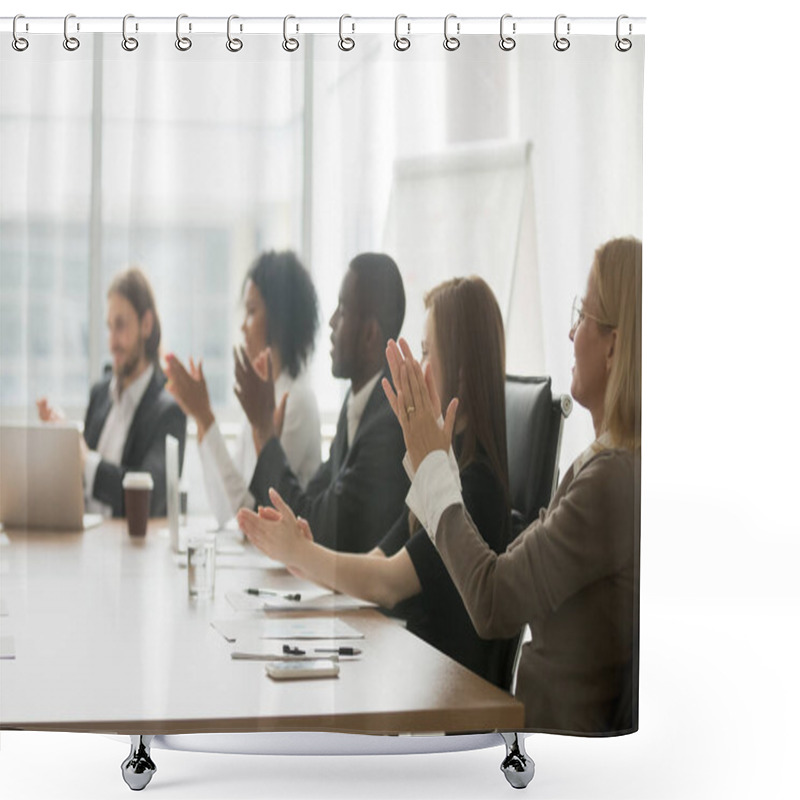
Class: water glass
187,535,216,599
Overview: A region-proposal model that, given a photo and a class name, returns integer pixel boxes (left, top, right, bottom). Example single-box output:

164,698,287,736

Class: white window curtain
1,35,305,421
300,34,643,466
2,30,642,475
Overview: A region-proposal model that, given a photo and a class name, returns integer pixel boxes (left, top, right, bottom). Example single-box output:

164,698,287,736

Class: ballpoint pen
246,588,302,601
314,647,362,656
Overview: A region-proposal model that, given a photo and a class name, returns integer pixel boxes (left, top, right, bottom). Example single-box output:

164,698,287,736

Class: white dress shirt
346,370,383,449
198,369,322,528
83,363,155,517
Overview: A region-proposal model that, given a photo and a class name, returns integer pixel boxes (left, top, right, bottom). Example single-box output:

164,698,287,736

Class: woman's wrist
287,533,314,573
252,420,276,454
195,408,215,443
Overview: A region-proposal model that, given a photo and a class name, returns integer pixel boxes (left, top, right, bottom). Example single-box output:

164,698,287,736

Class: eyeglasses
570,297,613,333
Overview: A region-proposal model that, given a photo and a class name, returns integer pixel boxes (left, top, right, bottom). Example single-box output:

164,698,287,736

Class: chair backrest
496,376,571,692
505,375,572,532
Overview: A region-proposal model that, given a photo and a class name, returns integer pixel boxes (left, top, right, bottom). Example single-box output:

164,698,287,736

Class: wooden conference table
0,519,524,735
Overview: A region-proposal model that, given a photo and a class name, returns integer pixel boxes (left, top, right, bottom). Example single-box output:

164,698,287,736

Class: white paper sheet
225,589,378,613
230,638,361,661
211,617,365,643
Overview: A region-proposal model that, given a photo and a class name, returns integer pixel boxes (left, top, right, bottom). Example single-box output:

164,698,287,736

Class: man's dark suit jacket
83,367,187,518
249,370,409,553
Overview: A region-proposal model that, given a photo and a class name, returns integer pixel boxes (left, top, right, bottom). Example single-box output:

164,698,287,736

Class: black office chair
505,375,572,536
497,376,572,695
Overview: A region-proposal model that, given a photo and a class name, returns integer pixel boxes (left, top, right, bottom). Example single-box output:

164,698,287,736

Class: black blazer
380,454,515,687
249,369,409,553
83,367,187,518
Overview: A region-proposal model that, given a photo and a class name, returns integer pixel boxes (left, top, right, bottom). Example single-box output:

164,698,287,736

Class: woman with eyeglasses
238,276,515,686
383,237,641,734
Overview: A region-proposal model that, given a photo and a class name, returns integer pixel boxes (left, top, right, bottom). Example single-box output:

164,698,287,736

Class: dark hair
348,253,405,343
244,250,319,379
425,277,510,502
108,266,161,362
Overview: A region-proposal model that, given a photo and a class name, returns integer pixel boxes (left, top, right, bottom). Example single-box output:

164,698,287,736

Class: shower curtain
0,11,644,788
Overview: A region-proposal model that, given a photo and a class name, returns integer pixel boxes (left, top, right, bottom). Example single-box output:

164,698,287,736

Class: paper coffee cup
122,472,154,537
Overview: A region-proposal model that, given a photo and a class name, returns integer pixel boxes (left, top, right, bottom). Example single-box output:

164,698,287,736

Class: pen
246,588,302,601
314,647,361,656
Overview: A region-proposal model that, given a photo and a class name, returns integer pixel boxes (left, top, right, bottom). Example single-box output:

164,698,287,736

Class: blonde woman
383,237,642,734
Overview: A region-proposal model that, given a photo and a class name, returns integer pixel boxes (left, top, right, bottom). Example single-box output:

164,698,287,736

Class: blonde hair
592,237,642,452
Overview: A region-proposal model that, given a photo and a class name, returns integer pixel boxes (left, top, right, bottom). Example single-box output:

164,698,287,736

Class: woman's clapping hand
381,338,458,472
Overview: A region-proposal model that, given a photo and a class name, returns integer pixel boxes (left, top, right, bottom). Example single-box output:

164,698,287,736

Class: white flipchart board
382,140,544,376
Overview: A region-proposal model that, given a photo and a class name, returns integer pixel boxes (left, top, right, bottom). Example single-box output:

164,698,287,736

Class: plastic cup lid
122,472,154,490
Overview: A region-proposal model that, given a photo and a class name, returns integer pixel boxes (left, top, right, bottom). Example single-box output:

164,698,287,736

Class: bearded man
37,267,186,517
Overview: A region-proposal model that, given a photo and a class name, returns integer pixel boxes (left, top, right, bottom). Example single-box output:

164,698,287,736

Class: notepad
225,589,378,613
211,617,364,643
231,639,357,661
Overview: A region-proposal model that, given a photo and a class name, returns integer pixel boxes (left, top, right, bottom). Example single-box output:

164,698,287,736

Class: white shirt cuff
199,420,256,524
83,449,102,497
405,449,463,543
198,419,223,456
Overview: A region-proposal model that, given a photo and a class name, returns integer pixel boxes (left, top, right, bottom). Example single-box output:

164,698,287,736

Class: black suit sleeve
377,509,412,557
250,437,335,510
401,459,514,686
249,406,408,553
406,460,510,596
91,399,186,518
82,383,105,448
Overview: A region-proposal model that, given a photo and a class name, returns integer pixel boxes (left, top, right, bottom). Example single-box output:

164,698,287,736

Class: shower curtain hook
121,14,139,51
282,15,299,52
338,14,355,51
615,15,632,52
226,15,243,52
12,14,29,52
176,14,192,51
63,14,80,51
443,14,460,51
394,14,411,51
553,14,570,52
499,14,516,51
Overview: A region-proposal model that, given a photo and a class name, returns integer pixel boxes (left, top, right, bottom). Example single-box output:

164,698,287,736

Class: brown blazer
436,447,640,735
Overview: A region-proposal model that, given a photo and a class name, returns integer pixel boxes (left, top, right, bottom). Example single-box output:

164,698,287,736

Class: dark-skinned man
234,253,408,553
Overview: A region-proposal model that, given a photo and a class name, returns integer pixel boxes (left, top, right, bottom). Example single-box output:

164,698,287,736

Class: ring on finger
406,405,416,415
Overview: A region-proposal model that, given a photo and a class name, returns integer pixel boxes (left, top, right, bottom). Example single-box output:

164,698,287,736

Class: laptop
0,424,103,531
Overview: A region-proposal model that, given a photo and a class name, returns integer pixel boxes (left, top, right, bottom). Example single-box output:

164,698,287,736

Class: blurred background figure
38,266,186,518
166,250,320,528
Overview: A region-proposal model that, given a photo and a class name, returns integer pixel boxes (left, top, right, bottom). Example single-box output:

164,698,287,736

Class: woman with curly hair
166,250,321,527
